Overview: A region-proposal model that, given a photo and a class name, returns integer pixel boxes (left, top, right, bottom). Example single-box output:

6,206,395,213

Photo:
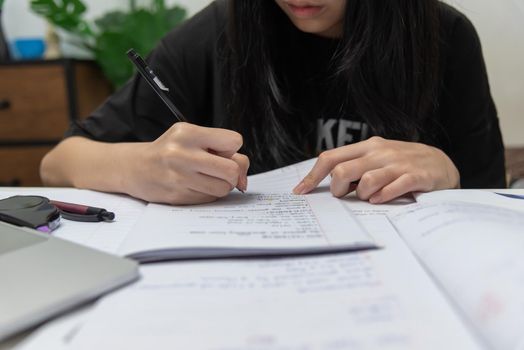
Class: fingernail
236,177,246,193
293,181,306,195
242,176,248,192
369,195,381,204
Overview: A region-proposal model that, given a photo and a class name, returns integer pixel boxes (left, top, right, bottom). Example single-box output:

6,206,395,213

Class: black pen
50,200,115,222
126,48,187,122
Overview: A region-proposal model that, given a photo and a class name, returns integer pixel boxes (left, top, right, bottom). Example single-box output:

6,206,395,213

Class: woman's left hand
293,136,460,203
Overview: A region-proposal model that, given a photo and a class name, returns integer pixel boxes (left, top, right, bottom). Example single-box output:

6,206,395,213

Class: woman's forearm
39,124,249,205
40,136,141,194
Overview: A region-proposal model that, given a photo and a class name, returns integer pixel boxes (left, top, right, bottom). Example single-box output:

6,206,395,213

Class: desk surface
1,187,523,350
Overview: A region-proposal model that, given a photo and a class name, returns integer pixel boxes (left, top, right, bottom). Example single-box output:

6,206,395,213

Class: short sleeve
66,1,226,142
437,7,506,188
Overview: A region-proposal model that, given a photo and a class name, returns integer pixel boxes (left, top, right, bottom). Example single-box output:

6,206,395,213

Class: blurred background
0,0,523,187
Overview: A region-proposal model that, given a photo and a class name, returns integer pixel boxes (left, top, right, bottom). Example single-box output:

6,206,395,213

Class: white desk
1,188,523,350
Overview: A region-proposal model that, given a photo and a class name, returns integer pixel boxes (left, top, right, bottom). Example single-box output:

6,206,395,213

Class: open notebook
46,188,524,350
118,159,377,262
112,159,524,350
388,191,524,350
12,161,524,350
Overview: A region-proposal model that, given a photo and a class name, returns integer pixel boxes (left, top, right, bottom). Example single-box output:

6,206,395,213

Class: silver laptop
0,221,139,341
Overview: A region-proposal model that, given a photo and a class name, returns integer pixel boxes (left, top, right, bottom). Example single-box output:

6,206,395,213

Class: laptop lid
0,221,139,341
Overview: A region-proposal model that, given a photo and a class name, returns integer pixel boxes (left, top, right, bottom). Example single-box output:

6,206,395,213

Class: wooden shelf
0,59,112,186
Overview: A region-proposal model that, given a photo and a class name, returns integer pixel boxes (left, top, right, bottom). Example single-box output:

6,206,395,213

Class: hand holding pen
125,49,249,205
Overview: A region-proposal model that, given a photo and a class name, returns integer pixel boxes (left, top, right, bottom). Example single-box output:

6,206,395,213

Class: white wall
3,0,523,145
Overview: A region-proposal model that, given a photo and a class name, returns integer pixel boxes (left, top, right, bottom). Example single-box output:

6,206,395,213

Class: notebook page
389,200,524,350
69,207,482,350
415,189,524,213
247,158,321,193
119,190,374,258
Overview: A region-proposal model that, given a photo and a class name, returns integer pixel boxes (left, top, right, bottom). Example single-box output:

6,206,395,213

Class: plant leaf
93,10,127,32
30,0,93,38
94,31,135,87
93,5,186,88
31,0,187,88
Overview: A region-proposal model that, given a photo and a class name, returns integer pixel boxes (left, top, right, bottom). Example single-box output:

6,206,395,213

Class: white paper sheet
389,200,524,350
119,191,374,260
68,205,482,350
415,189,524,213
12,169,517,350
247,158,321,193
118,158,375,260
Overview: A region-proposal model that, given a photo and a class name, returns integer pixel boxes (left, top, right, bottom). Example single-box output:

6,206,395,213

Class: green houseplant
30,0,186,88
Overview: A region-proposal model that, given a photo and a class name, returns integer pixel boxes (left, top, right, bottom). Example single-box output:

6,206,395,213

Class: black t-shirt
67,0,506,188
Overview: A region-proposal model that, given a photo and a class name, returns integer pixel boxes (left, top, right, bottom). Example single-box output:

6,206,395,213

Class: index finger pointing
293,144,369,195
293,152,339,194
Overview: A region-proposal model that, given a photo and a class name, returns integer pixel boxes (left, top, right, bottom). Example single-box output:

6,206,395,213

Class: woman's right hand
125,122,250,205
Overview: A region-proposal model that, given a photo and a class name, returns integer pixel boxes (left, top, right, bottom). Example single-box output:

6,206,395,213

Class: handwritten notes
119,191,375,262
168,193,328,240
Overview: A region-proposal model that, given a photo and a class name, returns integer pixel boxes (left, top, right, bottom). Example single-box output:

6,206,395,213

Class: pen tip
100,211,115,221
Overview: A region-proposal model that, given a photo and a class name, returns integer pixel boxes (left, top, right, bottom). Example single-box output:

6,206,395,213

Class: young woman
40,0,506,205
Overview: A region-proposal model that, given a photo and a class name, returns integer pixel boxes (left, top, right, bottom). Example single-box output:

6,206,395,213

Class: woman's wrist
431,145,460,190
60,139,146,196
97,142,149,196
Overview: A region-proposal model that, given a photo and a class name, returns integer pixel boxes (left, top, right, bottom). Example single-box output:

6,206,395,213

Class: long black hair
222,0,441,173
